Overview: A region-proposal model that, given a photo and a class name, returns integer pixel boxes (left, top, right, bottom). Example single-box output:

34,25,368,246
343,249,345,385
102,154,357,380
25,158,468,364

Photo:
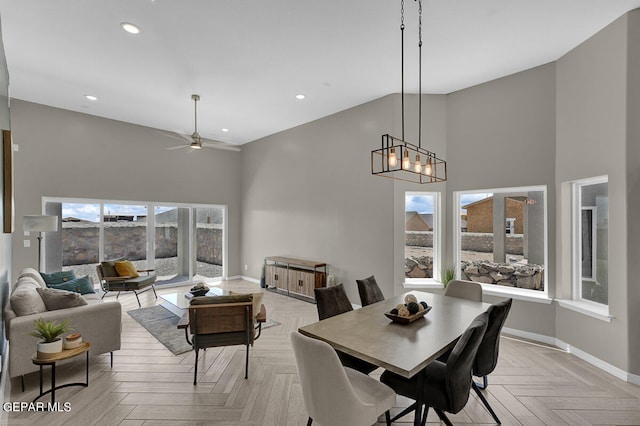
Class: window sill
557,299,612,322
403,279,443,290
480,284,553,304
403,280,553,304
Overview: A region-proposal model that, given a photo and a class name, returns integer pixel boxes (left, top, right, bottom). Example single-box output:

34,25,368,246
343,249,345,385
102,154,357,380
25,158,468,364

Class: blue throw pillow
40,270,76,285
48,275,95,295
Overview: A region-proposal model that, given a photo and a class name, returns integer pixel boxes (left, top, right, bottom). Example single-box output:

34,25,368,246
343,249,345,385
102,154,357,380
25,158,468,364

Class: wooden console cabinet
264,256,327,301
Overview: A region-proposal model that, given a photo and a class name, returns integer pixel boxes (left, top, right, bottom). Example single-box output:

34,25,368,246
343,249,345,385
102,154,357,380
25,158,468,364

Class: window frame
571,176,609,309
453,185,549,300
404,191,442,286
42,196,228,284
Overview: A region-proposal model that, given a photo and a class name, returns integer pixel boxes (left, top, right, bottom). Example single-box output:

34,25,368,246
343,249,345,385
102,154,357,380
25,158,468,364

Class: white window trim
557,299,612,322
403,191,442,286
453,185,549,300
570,175,609,318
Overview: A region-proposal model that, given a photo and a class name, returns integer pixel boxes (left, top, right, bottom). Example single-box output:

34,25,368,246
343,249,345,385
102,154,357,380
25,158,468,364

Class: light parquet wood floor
2,280,640,425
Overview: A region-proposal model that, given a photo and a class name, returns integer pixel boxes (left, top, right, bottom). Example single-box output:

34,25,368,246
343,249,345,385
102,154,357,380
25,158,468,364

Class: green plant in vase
28,318,72,359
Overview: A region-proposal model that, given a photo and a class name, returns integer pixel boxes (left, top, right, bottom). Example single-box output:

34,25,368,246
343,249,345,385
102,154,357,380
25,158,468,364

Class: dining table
298,290,490,426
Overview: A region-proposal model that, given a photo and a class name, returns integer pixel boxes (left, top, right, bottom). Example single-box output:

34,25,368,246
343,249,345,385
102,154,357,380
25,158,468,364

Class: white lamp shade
23,215,58,233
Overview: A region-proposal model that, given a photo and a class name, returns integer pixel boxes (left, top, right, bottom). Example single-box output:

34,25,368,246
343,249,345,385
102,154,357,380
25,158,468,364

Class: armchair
177,294,264,384
96,259,157,307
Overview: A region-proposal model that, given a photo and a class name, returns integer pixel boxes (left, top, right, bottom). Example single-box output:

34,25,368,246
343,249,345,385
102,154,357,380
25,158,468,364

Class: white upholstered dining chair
290,331,395,426
443,279,483,302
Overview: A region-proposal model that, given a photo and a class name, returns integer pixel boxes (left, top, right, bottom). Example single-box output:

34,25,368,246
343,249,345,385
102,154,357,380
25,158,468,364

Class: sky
405,193,492,214
62,203,173,222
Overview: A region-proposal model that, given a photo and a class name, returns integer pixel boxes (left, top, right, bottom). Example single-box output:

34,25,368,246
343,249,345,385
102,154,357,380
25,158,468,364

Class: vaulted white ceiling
1,0,639,146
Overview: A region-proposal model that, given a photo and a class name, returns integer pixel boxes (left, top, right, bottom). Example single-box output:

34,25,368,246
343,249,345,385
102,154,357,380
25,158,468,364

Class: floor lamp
23,215,58,270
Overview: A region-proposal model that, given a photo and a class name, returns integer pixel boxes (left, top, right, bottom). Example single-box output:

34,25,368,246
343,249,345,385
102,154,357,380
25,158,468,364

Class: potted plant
441,266,456,289
28,318,72,359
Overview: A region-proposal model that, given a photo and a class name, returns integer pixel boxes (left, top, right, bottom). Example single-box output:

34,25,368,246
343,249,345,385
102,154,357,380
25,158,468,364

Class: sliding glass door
46,198,225,286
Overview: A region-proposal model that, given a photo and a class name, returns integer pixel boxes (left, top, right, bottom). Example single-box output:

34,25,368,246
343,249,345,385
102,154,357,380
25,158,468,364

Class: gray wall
10,100,242,277
555,13,630,371
446,63,558,335
241,95,397,303
627,10,640,377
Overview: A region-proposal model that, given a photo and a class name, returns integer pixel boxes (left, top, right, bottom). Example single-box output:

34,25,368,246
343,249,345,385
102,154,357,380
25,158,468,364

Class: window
573,177,608,305
454,186,547,295
47,197,226,286
405,192,441,283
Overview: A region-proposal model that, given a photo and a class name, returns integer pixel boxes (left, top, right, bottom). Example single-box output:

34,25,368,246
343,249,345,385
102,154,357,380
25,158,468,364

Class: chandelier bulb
425,157,432,176
414,154,422,173
388,148,398,167
402,150,410,170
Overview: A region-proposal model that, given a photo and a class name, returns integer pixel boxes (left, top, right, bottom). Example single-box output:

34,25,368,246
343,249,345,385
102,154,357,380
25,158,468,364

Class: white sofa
4,268,122,381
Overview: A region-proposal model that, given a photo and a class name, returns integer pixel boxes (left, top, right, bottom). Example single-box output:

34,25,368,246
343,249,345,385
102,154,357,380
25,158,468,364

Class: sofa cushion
115,260,139,278
18,268,47,288
115,274,155,290
48,275,95,295
36,287,88,311
101,258,125,278
10,277,47,316
40,270,76,285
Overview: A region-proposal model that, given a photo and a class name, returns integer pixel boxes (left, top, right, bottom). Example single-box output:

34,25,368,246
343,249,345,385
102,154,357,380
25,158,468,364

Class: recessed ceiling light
221,128,229,132
121,22,141,34
84,95,98,101
295,94,306,100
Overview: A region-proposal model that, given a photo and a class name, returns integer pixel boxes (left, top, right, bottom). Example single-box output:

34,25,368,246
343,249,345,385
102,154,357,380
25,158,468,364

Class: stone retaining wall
61,223,222,266
460,260,544,290
405,231,523,254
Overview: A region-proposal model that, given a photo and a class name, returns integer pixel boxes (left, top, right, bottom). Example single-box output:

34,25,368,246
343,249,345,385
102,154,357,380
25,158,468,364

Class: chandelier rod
401,0,405,141
418,0,422,149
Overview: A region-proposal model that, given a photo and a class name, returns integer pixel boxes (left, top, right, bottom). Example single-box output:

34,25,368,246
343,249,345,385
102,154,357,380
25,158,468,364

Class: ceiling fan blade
165,145,188,150
202,142,241,152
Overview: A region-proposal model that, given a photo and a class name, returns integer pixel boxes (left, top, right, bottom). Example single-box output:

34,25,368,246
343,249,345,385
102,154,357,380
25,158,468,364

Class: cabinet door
289,269,315,298
266,265,288,290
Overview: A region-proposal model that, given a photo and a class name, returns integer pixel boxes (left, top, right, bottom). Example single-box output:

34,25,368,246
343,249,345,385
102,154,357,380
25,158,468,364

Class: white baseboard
503,326,638,383
239,275,260,284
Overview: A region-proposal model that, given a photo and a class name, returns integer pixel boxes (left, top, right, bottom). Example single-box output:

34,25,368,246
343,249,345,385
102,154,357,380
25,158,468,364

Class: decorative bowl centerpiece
384,294,432,324
190,282,210,297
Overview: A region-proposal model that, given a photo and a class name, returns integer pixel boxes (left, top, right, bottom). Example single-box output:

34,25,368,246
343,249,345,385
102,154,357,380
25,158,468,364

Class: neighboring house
405,211,432,231
462,196,526,234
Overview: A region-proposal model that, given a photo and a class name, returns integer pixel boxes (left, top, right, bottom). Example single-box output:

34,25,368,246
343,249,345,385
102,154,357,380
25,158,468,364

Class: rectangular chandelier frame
371,134,447,184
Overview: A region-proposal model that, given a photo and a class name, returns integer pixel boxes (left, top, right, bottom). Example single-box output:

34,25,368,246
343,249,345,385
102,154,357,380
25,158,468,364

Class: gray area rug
127,304,281,356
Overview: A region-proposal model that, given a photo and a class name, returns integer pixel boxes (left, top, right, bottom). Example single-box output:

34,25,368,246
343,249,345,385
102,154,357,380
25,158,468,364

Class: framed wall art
3,129,13,233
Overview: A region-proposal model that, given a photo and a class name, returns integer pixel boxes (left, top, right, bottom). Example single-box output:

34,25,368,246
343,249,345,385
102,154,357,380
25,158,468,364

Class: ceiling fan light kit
165,94,241,152
371,0,447,184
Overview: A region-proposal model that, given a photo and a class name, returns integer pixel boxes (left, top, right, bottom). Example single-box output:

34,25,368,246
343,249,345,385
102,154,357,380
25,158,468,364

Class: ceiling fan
165,94,241,152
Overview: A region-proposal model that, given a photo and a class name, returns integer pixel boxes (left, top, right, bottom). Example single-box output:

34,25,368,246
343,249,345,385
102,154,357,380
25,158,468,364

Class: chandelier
371,0,447,184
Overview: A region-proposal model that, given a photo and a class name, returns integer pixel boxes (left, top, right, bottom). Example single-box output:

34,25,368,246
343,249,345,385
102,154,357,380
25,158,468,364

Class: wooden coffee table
31,342,90,404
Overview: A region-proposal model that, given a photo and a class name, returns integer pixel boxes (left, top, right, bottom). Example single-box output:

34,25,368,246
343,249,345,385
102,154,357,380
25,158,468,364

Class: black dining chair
471,298,513,424
380,312,489,426
356,275,385,306
314,284,378,375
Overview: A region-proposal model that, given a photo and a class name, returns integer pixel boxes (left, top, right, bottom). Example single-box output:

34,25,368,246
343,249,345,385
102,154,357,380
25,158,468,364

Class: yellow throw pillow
114,260,139,278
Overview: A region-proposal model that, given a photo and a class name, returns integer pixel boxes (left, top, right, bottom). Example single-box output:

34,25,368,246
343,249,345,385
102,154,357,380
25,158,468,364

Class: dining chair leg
433,408,453,426
420,406,429,426
474,374,489,389
307,417,313,426
390,403,417,422
472,382,501,424
385,410,391,426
